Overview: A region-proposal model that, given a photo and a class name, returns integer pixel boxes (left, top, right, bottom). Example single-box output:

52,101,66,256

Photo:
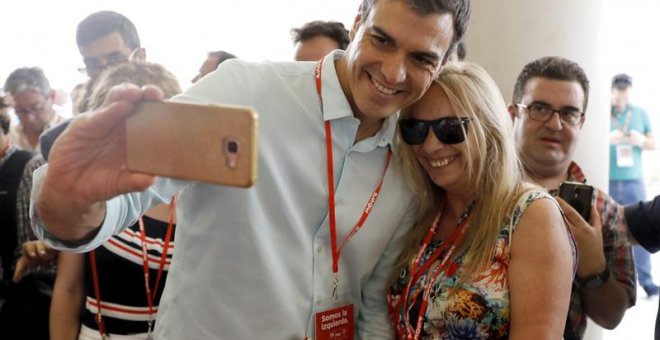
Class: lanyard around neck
315,58,393,299
398,202,474,340
90,197,176,338
612,108,632,133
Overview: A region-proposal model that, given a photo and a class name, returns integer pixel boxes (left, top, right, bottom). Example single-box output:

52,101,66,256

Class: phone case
558,181,594,221
126,101,258,187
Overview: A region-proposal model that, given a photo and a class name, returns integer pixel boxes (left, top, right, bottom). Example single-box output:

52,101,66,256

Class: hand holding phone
558,181,594,222
126,101,258,187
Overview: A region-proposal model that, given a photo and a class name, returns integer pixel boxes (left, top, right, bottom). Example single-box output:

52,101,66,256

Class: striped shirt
82,216,175,335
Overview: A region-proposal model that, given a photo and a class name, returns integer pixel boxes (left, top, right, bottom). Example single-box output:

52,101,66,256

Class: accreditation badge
314,304,354,340
616,144,634,167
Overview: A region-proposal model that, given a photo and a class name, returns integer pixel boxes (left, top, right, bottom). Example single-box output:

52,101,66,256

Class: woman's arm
508,198,574,339
50,252,85,340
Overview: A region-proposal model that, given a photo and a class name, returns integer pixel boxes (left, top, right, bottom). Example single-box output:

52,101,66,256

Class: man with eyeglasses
39,10,145,159
0,78,54,338
3,67,65,152
74,10,145,113
509,56,635,340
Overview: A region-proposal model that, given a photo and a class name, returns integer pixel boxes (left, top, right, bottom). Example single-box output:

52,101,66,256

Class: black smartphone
558,181,594,222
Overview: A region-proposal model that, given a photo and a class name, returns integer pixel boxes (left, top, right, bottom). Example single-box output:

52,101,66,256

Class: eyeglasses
516,102,584,126
399,117,470,145
78,48,140,77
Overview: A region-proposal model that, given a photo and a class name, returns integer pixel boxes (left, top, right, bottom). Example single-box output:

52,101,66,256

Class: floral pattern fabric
388,190,573,339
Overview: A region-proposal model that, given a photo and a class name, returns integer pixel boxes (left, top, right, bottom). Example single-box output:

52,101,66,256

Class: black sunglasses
399,117,470,145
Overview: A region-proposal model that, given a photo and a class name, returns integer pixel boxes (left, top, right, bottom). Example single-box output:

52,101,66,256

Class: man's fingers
589,205,602,231
557,197,580,222
12,257,27,283
102,84,165,108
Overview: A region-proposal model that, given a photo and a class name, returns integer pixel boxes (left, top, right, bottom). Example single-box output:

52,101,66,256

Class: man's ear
350,8,363,41
131,47,146,62
507,103,517,122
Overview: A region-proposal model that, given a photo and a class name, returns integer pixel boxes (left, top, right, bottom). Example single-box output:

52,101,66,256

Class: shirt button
316,244,322,253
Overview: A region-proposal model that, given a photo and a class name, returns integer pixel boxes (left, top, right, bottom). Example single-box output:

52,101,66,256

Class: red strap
316,59,393,275
138,198,176,320
396,203,474,340
90,197,176,336
89,250,107,336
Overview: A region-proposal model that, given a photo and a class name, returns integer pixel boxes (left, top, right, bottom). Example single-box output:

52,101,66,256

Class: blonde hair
88,61,181,110
392,62,536,288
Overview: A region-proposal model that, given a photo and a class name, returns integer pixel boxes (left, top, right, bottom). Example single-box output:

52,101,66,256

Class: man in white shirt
33,0,471,338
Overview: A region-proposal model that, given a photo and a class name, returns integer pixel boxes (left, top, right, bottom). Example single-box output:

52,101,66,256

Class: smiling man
33,0,470,338
509,56,636,340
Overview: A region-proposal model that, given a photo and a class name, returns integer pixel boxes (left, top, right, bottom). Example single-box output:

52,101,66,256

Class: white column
464,2,608,340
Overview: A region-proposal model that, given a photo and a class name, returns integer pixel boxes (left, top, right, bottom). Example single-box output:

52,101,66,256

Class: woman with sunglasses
387,62,576,339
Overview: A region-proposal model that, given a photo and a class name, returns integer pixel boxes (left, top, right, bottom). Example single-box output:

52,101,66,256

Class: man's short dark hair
209,51,237,69
291,21,350,50
76,11,140,49
512,56,590,112
455,40,466,61
612,73,632,90
359,0,470,60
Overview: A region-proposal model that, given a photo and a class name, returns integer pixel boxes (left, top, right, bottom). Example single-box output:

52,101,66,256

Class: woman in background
50,61,181,340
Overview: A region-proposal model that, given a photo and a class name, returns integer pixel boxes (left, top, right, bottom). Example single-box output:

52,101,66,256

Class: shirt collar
567,161,587,183
319,50,353,122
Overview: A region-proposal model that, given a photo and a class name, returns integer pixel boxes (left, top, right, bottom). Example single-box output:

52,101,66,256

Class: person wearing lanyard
31,0,471,338
387,63,576,339
48,61,181,340
609,73,657,297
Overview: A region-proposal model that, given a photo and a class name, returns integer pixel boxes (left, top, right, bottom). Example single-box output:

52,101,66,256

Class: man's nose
381,54,406,85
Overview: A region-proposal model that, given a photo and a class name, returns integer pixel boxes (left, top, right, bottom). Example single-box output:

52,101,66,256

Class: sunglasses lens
434,119,466,144
399,119,428,145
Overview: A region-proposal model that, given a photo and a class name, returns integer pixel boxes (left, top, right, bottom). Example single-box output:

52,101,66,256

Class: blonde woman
387,62,576,339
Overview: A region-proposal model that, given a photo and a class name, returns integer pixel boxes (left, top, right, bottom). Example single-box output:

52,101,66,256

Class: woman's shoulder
509,189,557,229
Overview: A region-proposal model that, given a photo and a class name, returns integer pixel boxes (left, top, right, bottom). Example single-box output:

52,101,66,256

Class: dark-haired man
74,10,145,113
509,56,635,339
40,10,145,158
291,20,350,61
191,50,237,83
33,0,470,338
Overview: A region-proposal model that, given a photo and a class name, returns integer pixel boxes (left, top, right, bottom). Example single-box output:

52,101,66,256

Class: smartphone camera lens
224,138,240,168
227,141,238,153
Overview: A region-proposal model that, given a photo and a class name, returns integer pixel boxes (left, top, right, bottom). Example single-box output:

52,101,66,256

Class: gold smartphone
126,101,258,187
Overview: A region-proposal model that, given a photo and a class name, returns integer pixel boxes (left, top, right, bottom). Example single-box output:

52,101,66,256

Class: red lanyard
316,58,393,299
90,197,176,337
398,203,473,340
